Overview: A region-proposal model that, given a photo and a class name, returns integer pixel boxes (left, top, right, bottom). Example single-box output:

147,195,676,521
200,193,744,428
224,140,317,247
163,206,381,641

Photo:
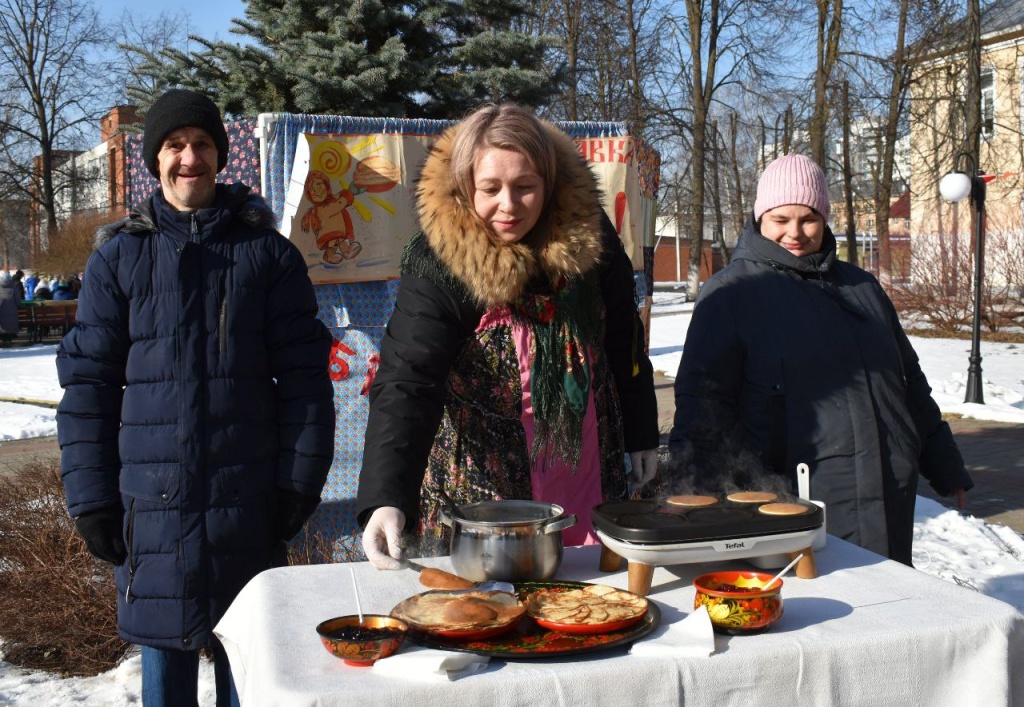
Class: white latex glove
628,449,659,489
362,506,406,570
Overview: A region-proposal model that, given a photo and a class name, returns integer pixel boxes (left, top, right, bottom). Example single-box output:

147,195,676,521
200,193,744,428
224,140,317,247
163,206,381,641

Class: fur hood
415,118,605,307
94,183,277,249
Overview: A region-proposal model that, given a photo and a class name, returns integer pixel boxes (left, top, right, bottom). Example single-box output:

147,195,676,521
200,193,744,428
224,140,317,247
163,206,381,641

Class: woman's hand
628,449,659,490
362,506,406,570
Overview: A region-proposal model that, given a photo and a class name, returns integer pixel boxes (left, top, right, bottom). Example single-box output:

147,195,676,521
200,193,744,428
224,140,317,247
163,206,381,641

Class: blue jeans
140,640,239,707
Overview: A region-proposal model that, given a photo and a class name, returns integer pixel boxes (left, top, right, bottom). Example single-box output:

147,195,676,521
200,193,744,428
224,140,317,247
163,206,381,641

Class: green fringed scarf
401,233,605,470
514,272,603,470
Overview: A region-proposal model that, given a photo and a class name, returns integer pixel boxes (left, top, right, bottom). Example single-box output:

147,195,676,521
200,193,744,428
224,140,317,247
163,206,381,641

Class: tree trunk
729,110,744,241
965,0,982,290
688,115,707,300
841,79,859,267
810,0,843,168
624,0,644,134
562,0,582,120
710,120,729,264
783,105,793,154
875,0,910,289
759,115,767,168
683,0,720,301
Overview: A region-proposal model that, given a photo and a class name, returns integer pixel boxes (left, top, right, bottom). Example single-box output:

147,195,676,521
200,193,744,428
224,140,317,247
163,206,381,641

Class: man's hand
275,490,321,542
74,506,127,564
362,506,406,570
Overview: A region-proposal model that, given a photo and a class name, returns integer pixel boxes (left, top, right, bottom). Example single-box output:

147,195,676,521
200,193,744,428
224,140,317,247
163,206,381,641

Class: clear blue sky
100,0,247,41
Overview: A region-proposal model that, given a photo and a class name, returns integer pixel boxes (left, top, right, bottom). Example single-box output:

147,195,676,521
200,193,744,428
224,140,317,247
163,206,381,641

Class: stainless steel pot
439,500,577,582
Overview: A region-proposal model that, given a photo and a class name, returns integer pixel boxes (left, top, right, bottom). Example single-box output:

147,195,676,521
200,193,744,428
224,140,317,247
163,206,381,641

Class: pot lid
453,499,566,527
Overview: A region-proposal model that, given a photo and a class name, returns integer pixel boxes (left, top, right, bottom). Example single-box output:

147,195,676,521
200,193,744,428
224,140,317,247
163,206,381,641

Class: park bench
16,301,78,344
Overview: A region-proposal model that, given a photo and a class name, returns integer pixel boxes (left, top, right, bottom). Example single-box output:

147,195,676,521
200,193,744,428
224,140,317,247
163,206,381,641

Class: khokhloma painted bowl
693,570,783,635
315,614,408,666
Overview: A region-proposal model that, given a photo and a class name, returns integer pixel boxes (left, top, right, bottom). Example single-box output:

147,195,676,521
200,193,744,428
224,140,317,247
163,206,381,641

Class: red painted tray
401,581,660,659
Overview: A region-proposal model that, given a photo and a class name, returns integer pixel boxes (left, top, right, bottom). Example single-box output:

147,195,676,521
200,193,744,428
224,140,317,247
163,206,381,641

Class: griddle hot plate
592,497,824,544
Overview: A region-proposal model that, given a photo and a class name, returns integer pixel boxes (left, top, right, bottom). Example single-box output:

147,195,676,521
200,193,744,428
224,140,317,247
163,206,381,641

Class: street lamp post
938,152,986,404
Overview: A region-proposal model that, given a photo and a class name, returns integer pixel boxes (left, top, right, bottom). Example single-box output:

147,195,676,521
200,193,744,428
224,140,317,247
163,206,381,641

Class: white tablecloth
215,540,1024,706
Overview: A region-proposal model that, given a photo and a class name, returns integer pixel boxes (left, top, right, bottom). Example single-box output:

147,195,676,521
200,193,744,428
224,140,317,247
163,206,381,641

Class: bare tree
809,0,843,167
840,78,859,267
558,0,584,121
112,9,190,106
710,119,726,259
0,0,110,239
620,0,648,134
651,0,780,299
873,0,910,287
727,109,744,239
523,0,661,129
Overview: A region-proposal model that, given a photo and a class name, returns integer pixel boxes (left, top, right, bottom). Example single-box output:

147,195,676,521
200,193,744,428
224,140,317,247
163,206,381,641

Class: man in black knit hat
56,88,335,706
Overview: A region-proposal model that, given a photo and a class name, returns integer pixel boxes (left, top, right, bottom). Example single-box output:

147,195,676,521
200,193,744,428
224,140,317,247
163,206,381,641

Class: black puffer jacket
669,217,972,564
56,184,335,649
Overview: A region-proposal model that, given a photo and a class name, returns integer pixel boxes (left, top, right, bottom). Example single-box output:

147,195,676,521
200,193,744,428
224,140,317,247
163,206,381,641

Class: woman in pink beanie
668,153,971,566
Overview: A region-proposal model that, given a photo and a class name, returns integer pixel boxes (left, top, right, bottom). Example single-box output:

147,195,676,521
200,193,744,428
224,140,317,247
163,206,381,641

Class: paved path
0,434,60,476
2,378,1020,535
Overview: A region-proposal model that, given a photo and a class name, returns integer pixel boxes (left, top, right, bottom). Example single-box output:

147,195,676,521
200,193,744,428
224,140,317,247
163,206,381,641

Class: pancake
391,590,525,632
757,502,810,516
665,494,719,507
525,584,648,625
727,491,778,504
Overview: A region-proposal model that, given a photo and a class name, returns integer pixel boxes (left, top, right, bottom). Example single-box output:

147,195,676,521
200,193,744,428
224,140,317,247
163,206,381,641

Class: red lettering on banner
329,339,356,381
576,138,634,165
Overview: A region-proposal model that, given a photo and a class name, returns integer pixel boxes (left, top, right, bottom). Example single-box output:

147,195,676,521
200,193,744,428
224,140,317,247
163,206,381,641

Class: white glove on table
628,449,659,489
362,506,406,570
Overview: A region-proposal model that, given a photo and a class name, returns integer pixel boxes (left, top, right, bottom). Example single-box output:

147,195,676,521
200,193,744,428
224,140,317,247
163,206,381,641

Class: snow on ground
647,288,1024,425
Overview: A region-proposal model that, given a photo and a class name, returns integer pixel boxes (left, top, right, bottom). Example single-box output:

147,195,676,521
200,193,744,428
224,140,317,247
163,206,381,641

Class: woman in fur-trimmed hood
356,104,659,564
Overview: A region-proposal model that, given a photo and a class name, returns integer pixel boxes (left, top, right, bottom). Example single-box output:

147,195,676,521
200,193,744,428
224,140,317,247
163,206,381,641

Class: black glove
274,490,321,542
74,506,127,564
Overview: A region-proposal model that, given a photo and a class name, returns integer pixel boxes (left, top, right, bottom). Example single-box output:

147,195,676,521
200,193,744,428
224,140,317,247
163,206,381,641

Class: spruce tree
420,0,562,117
126,0,426,117
124,0,561,119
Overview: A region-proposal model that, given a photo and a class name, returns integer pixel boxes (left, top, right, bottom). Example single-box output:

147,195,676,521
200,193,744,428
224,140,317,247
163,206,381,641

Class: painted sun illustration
310,136,400,221
301,136,401,265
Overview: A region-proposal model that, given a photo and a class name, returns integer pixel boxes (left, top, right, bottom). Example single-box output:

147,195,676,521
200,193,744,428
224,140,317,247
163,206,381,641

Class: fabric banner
305,280,400,558
581,136,645,269
278,128,659,284
281,133,431,283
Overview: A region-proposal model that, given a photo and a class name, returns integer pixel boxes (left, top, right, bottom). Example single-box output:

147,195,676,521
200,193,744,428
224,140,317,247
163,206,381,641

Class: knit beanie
753,153,830,221
142,89,229,178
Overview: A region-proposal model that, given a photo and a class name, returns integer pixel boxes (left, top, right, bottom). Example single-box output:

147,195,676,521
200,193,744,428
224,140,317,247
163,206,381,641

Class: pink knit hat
754,153,830,221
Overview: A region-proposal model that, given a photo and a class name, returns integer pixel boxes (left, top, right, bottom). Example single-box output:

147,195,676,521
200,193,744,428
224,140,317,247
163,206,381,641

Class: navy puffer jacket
56,184,335,650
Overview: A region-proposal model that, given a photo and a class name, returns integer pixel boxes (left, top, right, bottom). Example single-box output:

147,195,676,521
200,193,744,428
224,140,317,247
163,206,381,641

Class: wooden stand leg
599,543,623,572
627,561,655,596
789,547,817,579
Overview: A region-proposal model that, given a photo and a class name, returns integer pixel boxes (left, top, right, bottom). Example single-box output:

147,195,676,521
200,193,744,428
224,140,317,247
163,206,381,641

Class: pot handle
544,513,577,534
438,508,453,528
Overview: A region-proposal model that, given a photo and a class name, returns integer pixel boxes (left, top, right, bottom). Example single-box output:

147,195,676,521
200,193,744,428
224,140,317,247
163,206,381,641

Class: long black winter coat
669,218,972,564
56,184,335,649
